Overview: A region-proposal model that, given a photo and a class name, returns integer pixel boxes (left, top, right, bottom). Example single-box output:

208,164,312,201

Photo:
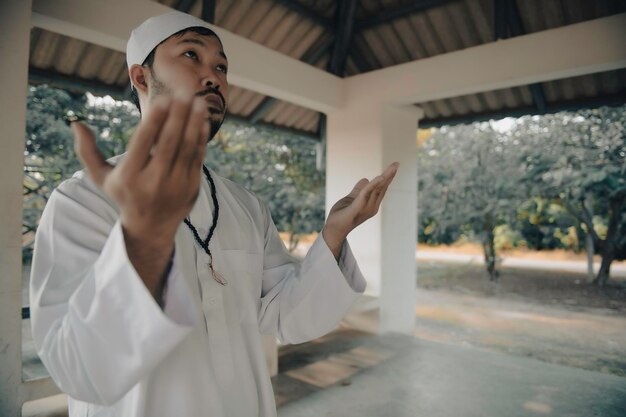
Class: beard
148,67,226,143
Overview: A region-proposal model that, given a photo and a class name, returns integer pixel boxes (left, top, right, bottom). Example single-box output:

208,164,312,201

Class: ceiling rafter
201,0,216,23
348,44,372,73
316,0,359,145
494,0,507,40
248,36,334,124
226,113,318,139
495,0,546,113
177,0,196,13
328,0,358,76
354,0,459,31
29,67,126,100
420,93,626,128
272,0,334,30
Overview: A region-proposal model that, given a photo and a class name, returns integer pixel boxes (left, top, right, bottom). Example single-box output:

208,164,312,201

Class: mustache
196,87,225,109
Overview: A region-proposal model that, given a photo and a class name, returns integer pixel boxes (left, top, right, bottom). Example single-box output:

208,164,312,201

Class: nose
200,69,222,91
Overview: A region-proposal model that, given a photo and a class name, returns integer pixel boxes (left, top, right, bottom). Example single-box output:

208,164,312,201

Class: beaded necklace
183,165,226,285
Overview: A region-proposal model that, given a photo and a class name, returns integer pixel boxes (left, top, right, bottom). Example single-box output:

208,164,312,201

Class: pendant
209,262,227,286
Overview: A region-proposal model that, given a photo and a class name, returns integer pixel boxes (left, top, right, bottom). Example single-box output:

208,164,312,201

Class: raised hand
71,93,210,303
322,162,400,259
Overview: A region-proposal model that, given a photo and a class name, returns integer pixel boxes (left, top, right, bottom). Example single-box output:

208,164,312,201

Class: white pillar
379,104,421,334
0,0,31,416
326,102,421,334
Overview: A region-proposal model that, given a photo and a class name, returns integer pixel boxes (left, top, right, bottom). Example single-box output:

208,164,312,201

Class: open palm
323,162,399,255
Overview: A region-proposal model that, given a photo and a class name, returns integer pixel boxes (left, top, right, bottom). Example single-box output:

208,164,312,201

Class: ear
129,64,149,95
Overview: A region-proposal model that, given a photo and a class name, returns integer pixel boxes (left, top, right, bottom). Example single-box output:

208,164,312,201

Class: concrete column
379,104,421,334
326,102,421,334
0,0,32,415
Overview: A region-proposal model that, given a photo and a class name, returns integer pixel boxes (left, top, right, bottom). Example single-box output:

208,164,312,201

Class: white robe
29,161,366,417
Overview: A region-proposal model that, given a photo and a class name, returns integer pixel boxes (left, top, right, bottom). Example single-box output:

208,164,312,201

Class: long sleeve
255,198,366,344
29,176,198,406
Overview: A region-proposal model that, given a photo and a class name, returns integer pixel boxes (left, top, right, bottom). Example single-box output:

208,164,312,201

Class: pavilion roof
28,0,626,138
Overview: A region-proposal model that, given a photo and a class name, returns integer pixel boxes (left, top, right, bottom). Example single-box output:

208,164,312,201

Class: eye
217,64,228,74
183,50,198,60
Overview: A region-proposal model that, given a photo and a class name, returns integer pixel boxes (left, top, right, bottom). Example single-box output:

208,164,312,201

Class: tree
517,107,626,286
514,197,580,251
24,84,325,258
24,86,86,259
23,86,140,259
206,122,325,251
418,123,525,280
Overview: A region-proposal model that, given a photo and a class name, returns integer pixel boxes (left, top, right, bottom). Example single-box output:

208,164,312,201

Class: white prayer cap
126,11,217,70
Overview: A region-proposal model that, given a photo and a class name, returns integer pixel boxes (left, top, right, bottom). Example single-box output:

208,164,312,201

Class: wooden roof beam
177,0,196,13
327,0,358,76
249,36,334,123
501,0,547,112
420,92,626,128
494,0,507,40
349,44,373,73
273,0,334,31
320,0,358,141
226,113,318,140
201,0,216,24
28,67,126,100
355,0,459,31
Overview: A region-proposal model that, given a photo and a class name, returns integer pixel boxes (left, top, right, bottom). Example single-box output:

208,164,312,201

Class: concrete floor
21,292,626,417
278,333,626,417
22,331,626,417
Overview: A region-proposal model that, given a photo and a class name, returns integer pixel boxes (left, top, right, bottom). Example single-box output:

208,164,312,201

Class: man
30,11,399,417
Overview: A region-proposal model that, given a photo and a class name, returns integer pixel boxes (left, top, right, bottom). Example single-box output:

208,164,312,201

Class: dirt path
416,250,626,278
413,288,626,376
415,261,626,376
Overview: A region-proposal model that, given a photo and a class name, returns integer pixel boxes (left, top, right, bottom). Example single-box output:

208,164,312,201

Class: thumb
72,122,113,188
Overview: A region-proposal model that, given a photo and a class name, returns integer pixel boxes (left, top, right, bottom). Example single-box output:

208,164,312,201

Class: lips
204,93,224,110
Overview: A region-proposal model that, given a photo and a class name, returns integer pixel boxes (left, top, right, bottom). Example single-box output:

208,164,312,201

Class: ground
20,246,626,415
414,260,626,377
286,239,626,378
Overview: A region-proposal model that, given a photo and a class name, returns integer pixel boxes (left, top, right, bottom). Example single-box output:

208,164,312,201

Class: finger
175,97,207,170
188,121,211,176
358,163,398,206
371,163,400,209
354,175,384,206
380,162,400,181
368,182,390,212
72,122,113,188
123,95,171,174
182,121,210,205
348,178,370,198
152,92,194,171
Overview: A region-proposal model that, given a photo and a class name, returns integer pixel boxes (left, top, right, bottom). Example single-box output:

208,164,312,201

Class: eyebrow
177,38,228,61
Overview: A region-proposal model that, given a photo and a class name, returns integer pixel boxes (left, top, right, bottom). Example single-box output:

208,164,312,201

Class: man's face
148,31,229,140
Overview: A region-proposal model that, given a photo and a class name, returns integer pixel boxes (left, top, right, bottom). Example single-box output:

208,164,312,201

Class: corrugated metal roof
28,0,626,136
420,69,626,126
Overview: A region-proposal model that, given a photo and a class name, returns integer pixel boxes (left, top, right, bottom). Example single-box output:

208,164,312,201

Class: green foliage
23,85,325,258
24,86,87,259
418,123,524,235
516,107,626,284
418,122,526,278
514,198,579,250
206,122,325,250
493,224,524,251
517,109,625,204
418,105,626,284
